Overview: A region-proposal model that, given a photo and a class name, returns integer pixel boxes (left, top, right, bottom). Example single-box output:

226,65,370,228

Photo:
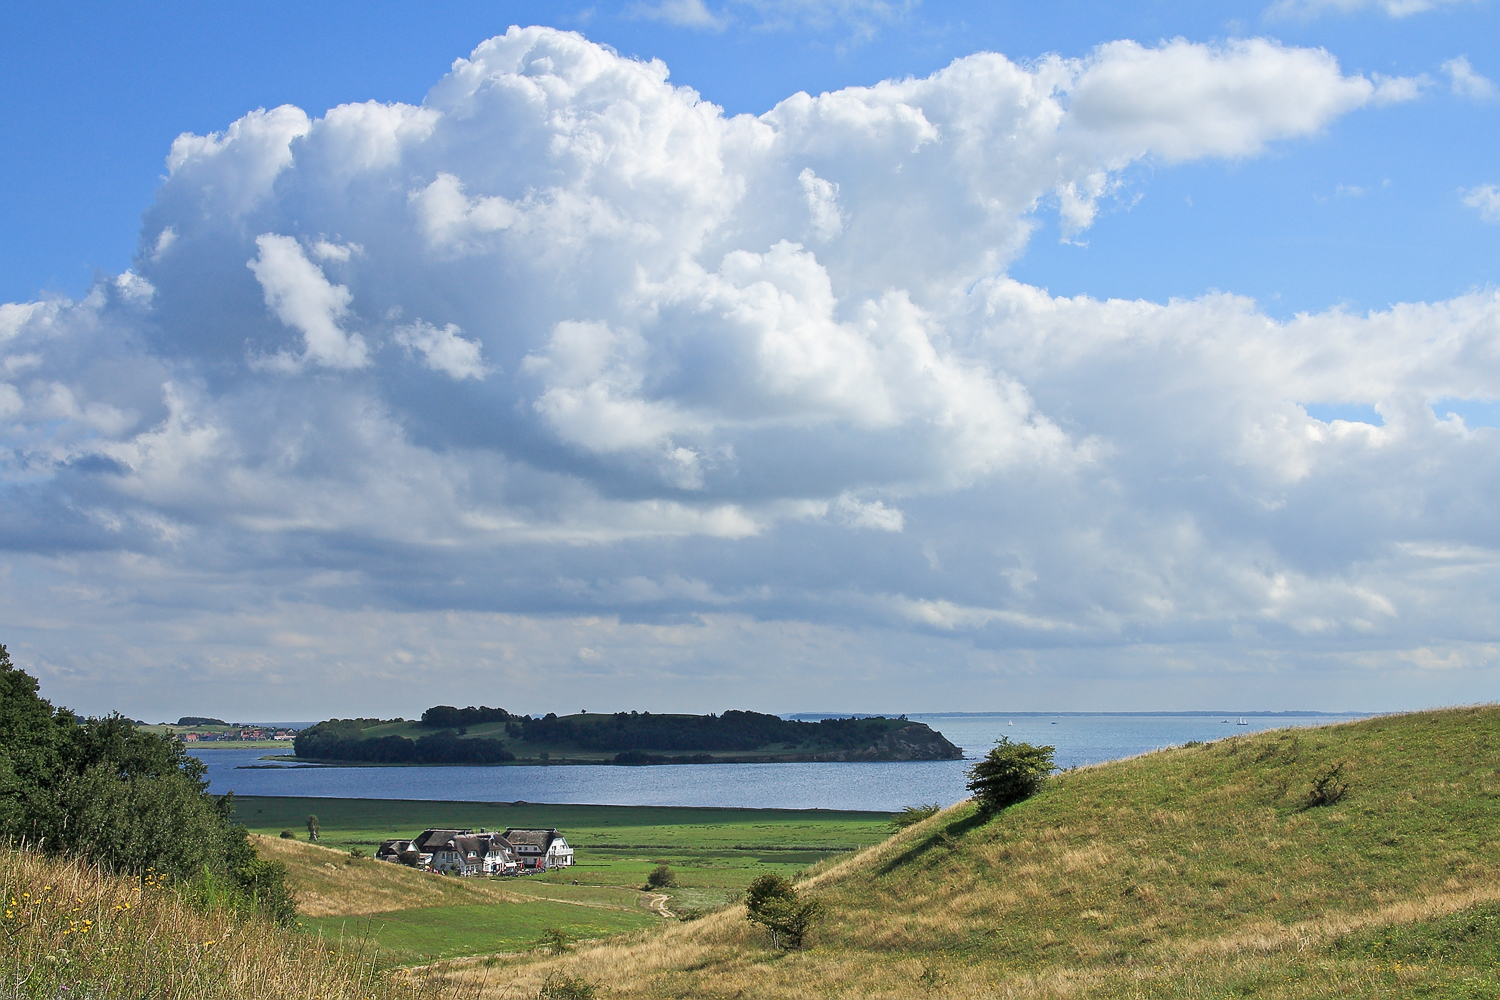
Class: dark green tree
646,864,676,888
0,645,296,924
306,814,320,842
965,737,1055,813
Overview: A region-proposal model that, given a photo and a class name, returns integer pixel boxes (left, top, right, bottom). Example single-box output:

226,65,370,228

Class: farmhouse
375,826,574,875
503,828,574,869
378,827,575,875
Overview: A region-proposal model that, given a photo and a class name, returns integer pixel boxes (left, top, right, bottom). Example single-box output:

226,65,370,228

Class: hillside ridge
457,706,1500,998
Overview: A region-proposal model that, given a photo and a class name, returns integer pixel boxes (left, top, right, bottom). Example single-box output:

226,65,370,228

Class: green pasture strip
233,796,890,848
302,899,657,966
236,796,892,891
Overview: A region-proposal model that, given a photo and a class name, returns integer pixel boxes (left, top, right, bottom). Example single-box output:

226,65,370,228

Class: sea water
193,712,1365,813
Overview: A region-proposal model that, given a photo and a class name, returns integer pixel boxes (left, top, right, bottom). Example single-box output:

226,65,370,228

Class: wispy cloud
1265,0,1474,19
626,0,914,37
1443,56,1496,98
1463,184,1500,222
626,0,727,29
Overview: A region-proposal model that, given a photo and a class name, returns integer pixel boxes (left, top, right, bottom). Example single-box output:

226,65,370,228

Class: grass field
441,706,1500,999
302,900,655,965
238,797,894,965
235,797,891,896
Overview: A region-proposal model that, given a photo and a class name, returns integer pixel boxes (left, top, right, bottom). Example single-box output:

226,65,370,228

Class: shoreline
255,752,971,768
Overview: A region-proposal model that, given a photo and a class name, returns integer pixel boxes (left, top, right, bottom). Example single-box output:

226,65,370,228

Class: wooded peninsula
292,706,963,765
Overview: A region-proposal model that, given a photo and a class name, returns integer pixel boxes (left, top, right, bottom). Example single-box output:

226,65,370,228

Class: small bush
535,927,572,954
1303,761,1349,809
278,830,295,839
745,873,821,949
646,864,676,888
890,803,941,831
966,737,1056,813
538,974,598,1000
348,847,367,859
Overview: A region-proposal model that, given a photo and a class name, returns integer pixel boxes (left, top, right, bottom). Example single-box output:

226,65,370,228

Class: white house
502,828,574,869
401,829,518,875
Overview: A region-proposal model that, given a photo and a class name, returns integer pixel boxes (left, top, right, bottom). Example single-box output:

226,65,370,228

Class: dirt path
643,891,675,919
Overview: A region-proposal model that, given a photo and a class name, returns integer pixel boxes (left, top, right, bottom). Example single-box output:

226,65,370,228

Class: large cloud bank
3,27,1494,715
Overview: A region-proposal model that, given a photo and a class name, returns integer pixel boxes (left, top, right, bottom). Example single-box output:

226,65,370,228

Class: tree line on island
292,705,954,764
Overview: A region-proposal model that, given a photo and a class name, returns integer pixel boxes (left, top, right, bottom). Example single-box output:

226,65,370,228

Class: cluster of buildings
179,728,296,742
375,827,574,876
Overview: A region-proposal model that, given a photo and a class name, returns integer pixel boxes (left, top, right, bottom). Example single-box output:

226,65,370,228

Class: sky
1,0,1498,721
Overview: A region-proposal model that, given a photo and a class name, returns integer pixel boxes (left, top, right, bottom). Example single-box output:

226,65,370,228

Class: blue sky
2,1,1498,720
7,1,1496,314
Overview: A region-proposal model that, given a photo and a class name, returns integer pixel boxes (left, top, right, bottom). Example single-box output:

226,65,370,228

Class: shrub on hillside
745,873,822,949
535,927,572,954
1303,761,1349,809
538,974,598,1000
889,803,941,830
646,864,676,888
966,737,1056,813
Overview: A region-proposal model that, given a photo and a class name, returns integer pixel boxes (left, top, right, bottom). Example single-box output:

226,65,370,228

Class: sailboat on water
1236,717,1249,726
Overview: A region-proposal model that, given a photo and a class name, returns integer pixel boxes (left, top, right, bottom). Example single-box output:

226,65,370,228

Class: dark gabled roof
413,828,473,851
502,827,563,848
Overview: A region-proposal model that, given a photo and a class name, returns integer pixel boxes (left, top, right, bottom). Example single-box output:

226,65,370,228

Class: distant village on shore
145,717,301,742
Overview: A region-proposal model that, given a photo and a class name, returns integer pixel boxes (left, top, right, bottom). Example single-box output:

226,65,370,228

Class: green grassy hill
464,707,1500,999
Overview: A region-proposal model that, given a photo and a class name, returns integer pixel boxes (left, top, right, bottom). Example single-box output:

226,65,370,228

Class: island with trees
291,706,963,765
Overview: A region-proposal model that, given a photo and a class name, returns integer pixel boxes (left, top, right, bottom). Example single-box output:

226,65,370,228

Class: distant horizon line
149,708,1382,729
789,710,1376,719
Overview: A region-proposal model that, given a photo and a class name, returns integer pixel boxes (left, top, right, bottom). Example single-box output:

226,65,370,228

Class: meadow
236,797,892,965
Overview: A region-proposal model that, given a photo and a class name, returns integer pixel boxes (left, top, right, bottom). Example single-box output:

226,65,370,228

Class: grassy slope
258,834,658,965
458,707,1500,999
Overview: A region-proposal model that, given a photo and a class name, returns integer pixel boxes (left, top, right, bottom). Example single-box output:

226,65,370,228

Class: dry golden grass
0,846,463,1000
255,834,531,917
445,707,1500,999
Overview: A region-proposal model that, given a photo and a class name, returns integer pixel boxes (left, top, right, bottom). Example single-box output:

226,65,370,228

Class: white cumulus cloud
2,26,1494,716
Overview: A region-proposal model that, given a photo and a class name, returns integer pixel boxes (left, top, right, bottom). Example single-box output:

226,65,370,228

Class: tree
306,814,320,842
0,645,297,924
966,737,1055,813
744,873,821,949
646,864,676,889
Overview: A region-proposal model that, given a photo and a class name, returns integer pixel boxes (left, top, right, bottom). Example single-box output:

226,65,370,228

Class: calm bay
194,712,1366,813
